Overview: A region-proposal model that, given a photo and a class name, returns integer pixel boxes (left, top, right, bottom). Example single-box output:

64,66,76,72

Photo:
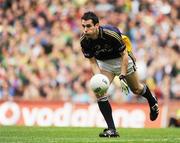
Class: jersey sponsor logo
94,44,113,55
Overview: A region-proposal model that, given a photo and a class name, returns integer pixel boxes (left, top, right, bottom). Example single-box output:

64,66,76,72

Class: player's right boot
99,128,119,138
141,85,159,121
149,97,159,121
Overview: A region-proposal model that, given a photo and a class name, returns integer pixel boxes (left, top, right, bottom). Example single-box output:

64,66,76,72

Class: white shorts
96,56,136,76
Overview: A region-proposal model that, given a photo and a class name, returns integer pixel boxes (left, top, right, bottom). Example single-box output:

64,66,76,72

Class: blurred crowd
0,0,179,104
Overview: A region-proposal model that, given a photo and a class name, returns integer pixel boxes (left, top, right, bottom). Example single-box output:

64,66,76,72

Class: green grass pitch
0,126,179,143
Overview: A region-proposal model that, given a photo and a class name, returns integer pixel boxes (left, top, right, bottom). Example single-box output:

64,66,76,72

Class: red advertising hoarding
0,100,168,128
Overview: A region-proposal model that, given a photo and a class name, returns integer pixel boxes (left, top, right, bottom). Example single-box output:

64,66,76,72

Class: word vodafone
0,101,146,127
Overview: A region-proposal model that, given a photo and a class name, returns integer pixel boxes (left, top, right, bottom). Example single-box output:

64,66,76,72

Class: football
90,74,110,96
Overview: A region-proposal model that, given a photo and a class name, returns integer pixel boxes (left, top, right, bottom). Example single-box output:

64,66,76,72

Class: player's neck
91,28,99,39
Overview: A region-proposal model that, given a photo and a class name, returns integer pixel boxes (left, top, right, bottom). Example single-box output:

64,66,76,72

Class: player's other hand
119,75,129,96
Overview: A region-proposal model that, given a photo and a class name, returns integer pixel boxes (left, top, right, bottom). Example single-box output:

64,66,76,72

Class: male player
80,11,159,137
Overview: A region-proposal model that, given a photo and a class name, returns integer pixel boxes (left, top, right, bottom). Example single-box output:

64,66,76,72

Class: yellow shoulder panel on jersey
121,35,132,52
121,35,136,61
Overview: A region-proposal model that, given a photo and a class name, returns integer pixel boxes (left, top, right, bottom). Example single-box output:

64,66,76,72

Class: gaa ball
90,74,110,96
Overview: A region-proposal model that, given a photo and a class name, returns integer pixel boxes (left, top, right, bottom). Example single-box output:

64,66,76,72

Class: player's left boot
149,97,159,121
99,128,120,138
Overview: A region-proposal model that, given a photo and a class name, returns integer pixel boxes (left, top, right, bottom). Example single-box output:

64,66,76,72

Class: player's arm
120,48,128,76
119,46,130,96
89,57,101,74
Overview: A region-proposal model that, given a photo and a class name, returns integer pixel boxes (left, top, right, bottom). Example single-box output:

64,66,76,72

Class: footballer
80,11,159,137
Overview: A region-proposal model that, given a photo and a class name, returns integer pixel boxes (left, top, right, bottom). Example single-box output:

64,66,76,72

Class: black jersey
80,25,126,60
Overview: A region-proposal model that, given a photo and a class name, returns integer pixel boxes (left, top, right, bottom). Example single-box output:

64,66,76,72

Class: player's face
81,19,99,39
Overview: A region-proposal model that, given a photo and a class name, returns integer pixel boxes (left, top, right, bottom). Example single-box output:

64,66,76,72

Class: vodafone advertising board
0,101,163,128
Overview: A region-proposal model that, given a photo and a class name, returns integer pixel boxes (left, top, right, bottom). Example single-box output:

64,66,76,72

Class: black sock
141,85,157,106
97,100,115,130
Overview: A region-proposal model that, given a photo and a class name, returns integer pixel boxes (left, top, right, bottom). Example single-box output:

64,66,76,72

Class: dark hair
81,11,99,25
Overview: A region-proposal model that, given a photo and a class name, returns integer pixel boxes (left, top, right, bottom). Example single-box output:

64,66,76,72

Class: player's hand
119,75,129,96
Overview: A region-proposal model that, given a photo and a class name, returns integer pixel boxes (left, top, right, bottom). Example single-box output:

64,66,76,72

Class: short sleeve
111,34,126,53
103,28,126,53
80,40,94,58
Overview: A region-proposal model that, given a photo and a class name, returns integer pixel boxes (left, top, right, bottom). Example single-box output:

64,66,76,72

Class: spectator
169,109,180,127
0,0,179,104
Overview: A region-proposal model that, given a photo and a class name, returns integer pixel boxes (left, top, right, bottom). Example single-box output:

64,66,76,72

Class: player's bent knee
131,88,142,95
131,84,144,95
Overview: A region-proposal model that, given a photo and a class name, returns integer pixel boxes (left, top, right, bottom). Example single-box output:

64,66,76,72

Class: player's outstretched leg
141,85,159,121
99,128,120,138
126,72,159,121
